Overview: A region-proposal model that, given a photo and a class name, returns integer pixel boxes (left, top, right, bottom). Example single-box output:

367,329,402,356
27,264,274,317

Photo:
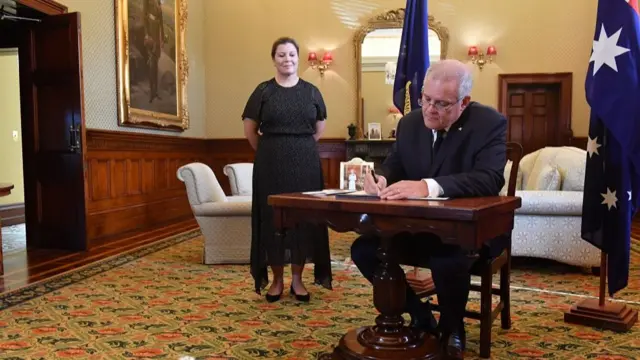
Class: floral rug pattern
0,229,638,359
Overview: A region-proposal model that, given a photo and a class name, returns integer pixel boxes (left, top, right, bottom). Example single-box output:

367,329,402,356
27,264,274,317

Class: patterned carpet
0,229,638,359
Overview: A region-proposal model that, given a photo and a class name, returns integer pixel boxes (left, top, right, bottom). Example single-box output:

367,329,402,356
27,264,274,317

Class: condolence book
334,191,449,201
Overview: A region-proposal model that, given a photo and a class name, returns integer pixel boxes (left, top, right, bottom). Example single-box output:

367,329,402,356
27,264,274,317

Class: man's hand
364,168,387,195
379,180,429,200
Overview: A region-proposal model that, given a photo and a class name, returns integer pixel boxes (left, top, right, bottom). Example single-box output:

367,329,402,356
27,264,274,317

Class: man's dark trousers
350,233,475,336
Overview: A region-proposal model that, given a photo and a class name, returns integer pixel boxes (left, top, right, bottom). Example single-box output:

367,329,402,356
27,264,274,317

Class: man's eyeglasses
418,94,461,111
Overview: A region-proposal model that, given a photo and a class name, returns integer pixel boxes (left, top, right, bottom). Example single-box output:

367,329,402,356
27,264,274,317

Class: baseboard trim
0,203,25,226
88,217,199,249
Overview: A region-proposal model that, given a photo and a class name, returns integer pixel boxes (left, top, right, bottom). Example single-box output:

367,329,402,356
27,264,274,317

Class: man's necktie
433,130,446,155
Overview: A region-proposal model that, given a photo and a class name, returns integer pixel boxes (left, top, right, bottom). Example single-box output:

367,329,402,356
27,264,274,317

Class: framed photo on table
115,0,189,132
340,157,375,191
367,122,382,140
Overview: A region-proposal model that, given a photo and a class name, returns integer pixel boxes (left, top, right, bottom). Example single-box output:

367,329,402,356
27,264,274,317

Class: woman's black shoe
290,285,310,302
265,289,283,303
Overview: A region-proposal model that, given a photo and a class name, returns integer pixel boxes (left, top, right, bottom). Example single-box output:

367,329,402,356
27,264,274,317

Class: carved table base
269,194,522,360
321,234,442,359
321,326,440,360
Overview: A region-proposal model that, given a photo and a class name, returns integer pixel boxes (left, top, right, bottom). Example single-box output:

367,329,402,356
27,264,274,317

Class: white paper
303,189,356,196
335,191,449,201
406,196,450,201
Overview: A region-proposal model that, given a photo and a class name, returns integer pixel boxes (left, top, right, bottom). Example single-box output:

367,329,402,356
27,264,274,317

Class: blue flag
581,0,640,296
392,0,429,114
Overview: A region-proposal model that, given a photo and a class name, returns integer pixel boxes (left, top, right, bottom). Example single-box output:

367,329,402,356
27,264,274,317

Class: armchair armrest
223,163,253,196
515,190,583,215
192,201,252,216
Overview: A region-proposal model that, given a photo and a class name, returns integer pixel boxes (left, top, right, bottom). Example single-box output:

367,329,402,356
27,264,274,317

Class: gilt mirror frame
353,9,450,139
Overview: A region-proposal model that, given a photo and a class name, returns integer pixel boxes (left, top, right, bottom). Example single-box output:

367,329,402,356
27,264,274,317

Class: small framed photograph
367,122,382,140
339,157,375,191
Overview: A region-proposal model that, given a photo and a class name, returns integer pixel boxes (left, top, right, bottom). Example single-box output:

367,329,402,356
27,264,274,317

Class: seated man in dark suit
351,59,507,359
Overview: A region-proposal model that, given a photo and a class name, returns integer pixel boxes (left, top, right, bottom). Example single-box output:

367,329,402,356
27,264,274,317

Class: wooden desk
269,193,521,360
0,183,15,274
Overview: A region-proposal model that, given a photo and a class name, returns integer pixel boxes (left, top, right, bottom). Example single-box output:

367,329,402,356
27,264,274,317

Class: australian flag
392,0,430,114
581,0,640,296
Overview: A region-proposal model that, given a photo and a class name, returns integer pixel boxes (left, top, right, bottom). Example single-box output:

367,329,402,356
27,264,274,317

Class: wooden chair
406,142,524,359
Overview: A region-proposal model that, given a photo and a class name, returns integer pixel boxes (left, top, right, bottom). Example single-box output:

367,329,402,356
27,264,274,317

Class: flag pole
598,252,606,307
565,126,637,330
563,250,637,331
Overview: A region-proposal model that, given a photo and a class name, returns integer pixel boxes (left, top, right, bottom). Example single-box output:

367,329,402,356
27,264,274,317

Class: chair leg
479,266,493,359
500,250,512,330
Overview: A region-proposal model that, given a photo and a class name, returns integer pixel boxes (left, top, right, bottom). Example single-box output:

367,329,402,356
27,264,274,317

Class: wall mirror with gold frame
354,9,449,139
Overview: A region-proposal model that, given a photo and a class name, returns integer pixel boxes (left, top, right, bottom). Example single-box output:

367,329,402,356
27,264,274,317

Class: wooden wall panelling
207,138,347,195
570,137,587,150
85,130,208,246
80,128,590,249
84,130,347,246
318,140,347,189
0,203,26,226
206,139,254,195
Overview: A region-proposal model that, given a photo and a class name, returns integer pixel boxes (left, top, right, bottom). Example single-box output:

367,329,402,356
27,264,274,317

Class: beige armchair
177,162,251,265
505,146,601,268
223,163,253,196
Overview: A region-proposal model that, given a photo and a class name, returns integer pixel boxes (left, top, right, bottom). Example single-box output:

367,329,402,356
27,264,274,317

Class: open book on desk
302,189,357,196
334,190,449,201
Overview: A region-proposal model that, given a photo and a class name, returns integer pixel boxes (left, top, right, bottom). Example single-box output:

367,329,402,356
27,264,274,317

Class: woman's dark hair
271,37,299,59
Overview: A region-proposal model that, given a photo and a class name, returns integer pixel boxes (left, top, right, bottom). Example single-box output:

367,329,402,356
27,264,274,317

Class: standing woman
242,37,332,302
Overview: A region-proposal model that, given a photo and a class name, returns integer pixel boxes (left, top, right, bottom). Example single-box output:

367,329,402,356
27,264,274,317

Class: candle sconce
467,45,497,70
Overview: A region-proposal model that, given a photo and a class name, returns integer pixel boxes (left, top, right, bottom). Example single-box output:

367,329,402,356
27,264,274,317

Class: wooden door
498,73,573,155
503,83,561,155
18,12,88,250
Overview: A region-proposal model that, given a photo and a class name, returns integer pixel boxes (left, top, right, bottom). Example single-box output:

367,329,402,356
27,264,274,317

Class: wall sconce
308,51,333,76
468,45,497,70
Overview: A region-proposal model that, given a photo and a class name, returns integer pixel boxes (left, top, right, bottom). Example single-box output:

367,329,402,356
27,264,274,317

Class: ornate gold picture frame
353,9,449,139
115,0,189,131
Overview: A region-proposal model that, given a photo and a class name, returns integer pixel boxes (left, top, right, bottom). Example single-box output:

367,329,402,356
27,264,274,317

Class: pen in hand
370,168,379,183
368,168,380,196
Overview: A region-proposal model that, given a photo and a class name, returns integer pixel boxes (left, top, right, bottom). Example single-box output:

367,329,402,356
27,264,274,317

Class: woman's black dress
242,78,333,294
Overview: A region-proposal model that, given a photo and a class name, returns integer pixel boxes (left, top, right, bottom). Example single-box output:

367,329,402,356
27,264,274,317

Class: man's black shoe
408,301,439,338
441,330,465,359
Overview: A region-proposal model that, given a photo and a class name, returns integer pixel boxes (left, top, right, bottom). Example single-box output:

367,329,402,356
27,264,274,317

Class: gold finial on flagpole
404,81,412,115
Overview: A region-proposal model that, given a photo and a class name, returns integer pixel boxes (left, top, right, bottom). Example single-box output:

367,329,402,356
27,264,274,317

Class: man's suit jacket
383,101,507,199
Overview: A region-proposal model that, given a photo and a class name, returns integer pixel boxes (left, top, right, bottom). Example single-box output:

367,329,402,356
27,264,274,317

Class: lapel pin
458,127,462,131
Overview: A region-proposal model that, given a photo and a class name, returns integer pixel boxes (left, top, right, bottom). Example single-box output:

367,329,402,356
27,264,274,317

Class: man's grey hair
423,59,473,99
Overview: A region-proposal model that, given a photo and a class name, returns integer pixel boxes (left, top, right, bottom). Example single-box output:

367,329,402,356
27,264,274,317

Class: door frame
497,72,574,148
15,0,67,15
8,0,89,250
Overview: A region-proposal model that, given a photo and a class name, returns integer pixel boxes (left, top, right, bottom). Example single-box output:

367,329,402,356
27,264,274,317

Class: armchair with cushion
177,162,251,265
505,146,601,268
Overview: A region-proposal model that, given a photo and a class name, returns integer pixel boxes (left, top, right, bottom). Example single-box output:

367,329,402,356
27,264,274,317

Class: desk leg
328,236,440,359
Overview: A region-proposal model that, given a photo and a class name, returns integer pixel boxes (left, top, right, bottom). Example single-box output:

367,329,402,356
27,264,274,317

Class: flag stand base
564,298,637,332
564,252,637,332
